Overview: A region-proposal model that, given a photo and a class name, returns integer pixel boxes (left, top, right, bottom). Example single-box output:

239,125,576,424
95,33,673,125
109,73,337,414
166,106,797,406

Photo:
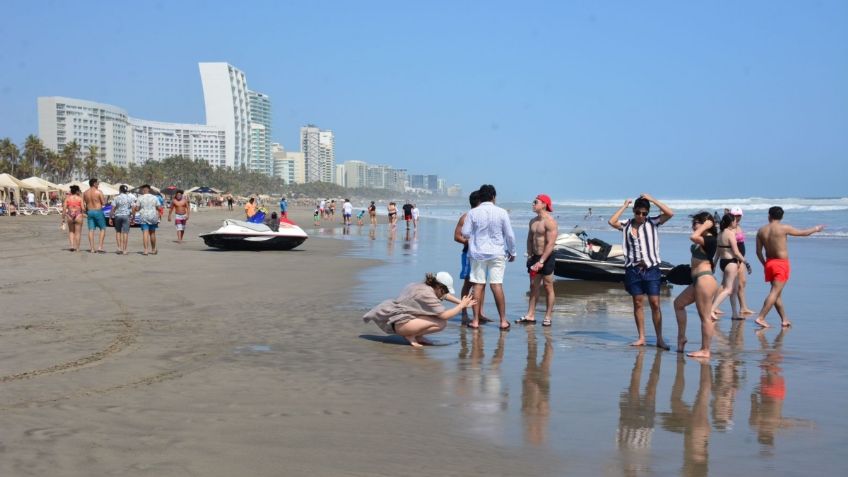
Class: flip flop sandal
542,318,552,327
515,316,537,324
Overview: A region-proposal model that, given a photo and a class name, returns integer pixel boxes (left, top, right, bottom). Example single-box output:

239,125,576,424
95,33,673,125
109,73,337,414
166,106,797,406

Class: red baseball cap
535,194,553,212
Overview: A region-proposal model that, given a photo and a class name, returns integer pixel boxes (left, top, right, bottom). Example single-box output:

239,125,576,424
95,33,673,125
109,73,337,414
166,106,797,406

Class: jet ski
200,219,308,251
553,228,674,282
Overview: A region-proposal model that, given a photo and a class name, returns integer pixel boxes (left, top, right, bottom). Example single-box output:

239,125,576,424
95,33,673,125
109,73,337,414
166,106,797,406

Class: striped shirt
619,216,662,268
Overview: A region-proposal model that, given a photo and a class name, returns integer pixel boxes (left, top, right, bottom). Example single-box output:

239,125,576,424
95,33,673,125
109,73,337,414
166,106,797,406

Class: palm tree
60,140,81,182
0,137,21,175
83,144,99,179
23,135,46,176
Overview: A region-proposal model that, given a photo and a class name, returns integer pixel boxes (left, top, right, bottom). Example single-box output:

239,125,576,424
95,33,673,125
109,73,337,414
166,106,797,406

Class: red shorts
764,258,790,282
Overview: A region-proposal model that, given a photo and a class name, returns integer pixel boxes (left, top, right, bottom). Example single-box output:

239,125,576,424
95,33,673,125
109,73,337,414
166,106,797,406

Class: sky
1,0,846,201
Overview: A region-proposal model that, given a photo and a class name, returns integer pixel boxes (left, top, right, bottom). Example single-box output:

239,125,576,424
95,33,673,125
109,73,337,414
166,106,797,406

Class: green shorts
86,209,107,229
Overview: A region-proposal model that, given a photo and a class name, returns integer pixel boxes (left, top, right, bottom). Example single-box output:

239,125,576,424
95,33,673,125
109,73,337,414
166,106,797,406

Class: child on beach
313,207,320,226
363,272,476,348
357,209,366,225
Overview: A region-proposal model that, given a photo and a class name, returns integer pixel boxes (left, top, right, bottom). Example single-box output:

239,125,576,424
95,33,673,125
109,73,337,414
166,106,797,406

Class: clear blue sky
1,0,845,200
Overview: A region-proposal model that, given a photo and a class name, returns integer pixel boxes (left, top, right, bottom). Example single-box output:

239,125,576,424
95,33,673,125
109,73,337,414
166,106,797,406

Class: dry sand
0,208,559,476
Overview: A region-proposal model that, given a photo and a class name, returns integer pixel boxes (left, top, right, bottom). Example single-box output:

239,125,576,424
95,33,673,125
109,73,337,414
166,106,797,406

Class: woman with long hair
731,209,755,315
710,214,748,320
674,212,718,358
62,185,84,251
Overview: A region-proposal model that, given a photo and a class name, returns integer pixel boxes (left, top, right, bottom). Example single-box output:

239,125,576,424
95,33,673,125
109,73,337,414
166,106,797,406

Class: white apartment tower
199,62,250,169
300,125,335,183
248,90,272,176
37,97,130,166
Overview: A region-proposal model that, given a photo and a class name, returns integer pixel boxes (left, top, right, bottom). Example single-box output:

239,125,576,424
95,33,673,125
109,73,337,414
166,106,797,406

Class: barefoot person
167,189,190,242
453,190,489,324
61,184,84,251
516,194,558,327
133,184,161,255
753,206,824,328
710,213,748,320
363,272,476,348
608,194,674,349
673,213,719,358
83,178,107,253
109,184,134,255
368,200,377,226
461,184,516,331
729,208,756,316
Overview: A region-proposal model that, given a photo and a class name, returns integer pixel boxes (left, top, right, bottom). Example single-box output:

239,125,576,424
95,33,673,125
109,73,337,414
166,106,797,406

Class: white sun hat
435,271,455,295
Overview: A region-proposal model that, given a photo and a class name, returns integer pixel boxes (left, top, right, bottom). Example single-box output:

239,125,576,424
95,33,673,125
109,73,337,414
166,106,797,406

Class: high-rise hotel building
247,90,272,176
300,125,335,183
198,62,250,169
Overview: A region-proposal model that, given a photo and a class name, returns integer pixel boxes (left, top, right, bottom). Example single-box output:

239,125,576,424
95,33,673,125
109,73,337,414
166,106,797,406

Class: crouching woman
363,272,476,347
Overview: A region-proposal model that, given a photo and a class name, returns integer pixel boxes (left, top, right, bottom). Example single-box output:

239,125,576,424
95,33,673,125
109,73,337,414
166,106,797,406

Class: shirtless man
753,206,824,328
167,190,191,242
83,178,107,253
516,194,559,326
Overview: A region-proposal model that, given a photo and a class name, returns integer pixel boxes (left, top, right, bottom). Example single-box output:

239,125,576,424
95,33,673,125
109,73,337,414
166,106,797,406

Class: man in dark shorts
608,194,674,349
516,194,559,326
402,201,414,229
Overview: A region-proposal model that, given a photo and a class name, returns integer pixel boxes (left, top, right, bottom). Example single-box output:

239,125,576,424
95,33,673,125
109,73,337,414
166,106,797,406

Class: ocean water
314,202,848,475
413,196,848,239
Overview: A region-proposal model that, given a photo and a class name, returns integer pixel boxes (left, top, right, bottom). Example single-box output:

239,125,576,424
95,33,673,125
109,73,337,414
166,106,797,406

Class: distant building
446,184,463,197
344,160,368,188
408,174,441,192
335,164,346,187
301,125,334,183
199,62,250,169
272,143,305,184
247,90,272,175
37,97,130,166
38,96,226,167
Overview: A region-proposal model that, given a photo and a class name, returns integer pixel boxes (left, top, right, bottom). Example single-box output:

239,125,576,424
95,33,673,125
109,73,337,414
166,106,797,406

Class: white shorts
470,257,506,285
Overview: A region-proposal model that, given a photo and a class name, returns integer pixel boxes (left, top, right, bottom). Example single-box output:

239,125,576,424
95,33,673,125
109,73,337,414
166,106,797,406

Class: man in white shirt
461,184,516,330
26,191,35,208
342,199,353,226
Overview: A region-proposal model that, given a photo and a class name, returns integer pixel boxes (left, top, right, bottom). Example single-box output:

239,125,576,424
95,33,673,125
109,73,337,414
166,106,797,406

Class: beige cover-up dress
363,283,445,334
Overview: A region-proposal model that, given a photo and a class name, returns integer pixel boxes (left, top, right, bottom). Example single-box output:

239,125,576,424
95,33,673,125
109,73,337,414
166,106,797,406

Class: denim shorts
459,250,471,280
624,266,662,296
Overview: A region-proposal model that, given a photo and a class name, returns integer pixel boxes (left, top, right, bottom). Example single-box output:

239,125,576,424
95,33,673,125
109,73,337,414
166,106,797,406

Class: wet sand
0,209,559,476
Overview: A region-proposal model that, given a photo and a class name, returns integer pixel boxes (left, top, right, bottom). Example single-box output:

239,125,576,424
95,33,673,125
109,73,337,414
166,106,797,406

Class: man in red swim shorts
753,206,824,328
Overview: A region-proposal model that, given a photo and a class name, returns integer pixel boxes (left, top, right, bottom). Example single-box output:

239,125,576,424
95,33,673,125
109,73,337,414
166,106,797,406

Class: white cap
730,207,743,216
435,271,455,295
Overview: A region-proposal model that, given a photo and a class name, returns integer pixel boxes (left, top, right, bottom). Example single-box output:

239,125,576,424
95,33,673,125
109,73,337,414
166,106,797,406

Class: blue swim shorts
624,265,662,296
86,209,107,229
140,223,159,232
459,250,471,280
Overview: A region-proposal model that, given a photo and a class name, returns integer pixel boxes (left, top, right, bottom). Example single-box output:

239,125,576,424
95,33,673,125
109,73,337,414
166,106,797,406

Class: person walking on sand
608,194,674,349
402,200,414,229
368,201,377,225
133,184,161,255
412,204,420,229
673,212,719,358
109,184,134,255
387,202,398,227
363,272,475,348
61,184,85,251
83,178,108,253
516,194,559,327
461,184,516,331
279,196,288,218
226,194,234,211
167,189,190,242
753,206,824,328
244,197,257,220
710,213,748,320
342,198,353,226
729,208,756,316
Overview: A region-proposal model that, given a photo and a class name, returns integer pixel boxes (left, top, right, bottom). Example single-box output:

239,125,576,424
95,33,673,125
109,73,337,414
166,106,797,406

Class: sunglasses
532,199,539,205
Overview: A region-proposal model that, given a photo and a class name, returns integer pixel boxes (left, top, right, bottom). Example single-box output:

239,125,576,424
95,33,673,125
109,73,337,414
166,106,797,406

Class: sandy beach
0,208,561,476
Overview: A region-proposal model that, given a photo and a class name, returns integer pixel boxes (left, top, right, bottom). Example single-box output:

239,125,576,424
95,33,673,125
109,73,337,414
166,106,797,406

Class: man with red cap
516,194,559,326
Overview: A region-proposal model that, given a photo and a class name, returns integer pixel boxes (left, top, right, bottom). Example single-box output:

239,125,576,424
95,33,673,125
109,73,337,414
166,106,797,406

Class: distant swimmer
753,206,824,328
584,207,593,220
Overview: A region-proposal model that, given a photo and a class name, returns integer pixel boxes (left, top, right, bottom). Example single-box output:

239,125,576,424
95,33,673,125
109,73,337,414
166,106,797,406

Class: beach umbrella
0,173,27,203
188,186,220,194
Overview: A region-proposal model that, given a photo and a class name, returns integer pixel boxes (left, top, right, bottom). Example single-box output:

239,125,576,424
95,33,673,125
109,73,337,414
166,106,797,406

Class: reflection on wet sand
660,356,712,477
549,280,673,318
617,348,661,475
712,321,746,431
749,328,814,455
454,328,509,440
521,327,553,446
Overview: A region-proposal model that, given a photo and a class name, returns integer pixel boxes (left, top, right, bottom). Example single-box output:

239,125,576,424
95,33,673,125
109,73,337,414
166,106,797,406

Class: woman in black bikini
673,212,718,358
711,214,747,320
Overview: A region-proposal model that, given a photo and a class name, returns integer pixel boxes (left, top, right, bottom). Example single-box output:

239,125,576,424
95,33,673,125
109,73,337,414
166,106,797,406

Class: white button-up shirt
461,201,516,261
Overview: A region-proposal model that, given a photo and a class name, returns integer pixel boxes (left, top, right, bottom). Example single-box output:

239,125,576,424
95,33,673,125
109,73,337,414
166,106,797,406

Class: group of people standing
607,194,824,359
61,178,191,255
365,187,825,358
